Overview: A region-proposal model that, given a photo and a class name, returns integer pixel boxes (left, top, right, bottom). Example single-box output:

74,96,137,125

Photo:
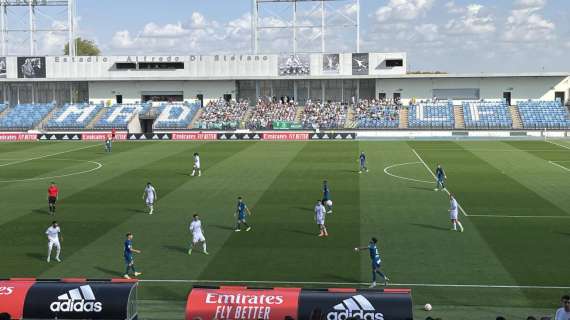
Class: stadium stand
463,100,512,129
354,99,401,128
93,103,150,129
0,103,55,131
408,100,454,128
195,99,249,130
0,104,6,115
247,100,298,130
153,102,200,130
45,103,103,130
301,101,348,129
517,100,570,129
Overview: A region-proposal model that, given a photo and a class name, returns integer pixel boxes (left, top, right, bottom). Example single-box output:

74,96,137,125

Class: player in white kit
188,214,208,255
315,200,328,237
142,182,157,215
191,152,201,177
46,221,62,262
449,193,464,232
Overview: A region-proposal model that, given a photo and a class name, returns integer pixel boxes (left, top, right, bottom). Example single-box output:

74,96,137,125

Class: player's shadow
31,209,49,215
163,245,188,254
26,253,45,261
324,273,361,283
283,228,315,236
126,208,147,214
93,266,123,277
408,186,435,192
556,231,570,237
410,223,449,231
292,207,313,213
209,224,235,231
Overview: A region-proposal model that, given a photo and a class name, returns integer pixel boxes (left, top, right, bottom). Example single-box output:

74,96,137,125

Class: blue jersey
323,184,330,200
124,239,132,257
360,153,366,164
237,202,247,218
436,167,445,179
368,243,381,265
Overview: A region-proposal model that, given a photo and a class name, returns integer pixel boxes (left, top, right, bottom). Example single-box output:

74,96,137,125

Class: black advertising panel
0,57,6,78
352,53,369,75
298,290,413,320
18,56,46,78
22,282,137,320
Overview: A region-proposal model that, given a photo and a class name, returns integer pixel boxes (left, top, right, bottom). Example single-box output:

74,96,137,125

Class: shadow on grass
323,273,361,284
410,223,449,231
32,209,49,215
292,206,313,212
282,228,316,236
26,252,45,261
209,224,235,231
163,245,188,254
556,231,570,237
94,266,123,277
126,208,147,214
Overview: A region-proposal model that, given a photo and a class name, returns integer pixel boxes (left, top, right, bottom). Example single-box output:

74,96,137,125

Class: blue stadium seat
45,103,103,130
517,100,570,129
153,102,200,130
408,101,454,128
93,104,151,129
0,103,55,131
463,101,512,129
355,104,400,129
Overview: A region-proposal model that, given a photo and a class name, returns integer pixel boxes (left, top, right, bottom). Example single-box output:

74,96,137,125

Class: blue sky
34,0,570,73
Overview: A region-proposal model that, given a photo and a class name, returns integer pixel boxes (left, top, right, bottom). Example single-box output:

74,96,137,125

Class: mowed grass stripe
0,142,153,225
199,142,361,284
0,141,213,276
38,142,262,281
363,141,529,307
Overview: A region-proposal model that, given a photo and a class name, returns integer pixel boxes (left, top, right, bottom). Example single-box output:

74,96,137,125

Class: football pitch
1,139,570,319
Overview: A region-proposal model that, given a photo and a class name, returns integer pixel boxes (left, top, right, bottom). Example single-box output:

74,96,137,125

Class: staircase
399,108,409,128
35,107,59,131
510,105,523,129
0,105,10,119
453,106,465,129
344,106,356,128
86,107,107,129
188,108,204,129
294,106,305,122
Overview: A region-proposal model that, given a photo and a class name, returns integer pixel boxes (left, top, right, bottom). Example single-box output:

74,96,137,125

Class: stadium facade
2,53,568,106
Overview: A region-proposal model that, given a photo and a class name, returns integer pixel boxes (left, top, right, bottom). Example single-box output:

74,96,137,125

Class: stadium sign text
54,56,109,63
189,55,269,62
125,56,182,62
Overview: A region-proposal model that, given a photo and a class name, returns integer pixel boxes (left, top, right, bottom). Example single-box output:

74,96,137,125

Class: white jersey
145,185,156,201
190,220,205,243
450,198,458,219
46,226,61,243
556,308,570,320
315,204,326,224
194,155,201,169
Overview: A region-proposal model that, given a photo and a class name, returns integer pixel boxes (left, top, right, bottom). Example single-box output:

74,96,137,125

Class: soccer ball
325,200,333,207
424,303,432,311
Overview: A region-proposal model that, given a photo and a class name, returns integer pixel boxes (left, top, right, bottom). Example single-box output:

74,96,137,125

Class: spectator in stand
248,98,298,130
556,295,570,320
197,99,249,130
301,101,348,129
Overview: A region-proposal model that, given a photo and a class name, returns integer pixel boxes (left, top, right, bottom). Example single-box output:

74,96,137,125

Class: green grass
1,140,569,319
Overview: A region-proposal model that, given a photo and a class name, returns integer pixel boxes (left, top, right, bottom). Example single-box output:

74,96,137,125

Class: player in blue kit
123,233,142,279
234,197,252,232
355,237,390,288
322,180,333,214
359,152,368,173
434,164,447,191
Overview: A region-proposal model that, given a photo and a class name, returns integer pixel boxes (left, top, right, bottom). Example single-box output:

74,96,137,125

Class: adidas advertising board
0,280,36,320
298,290,413,320
186,287,301,320
21,281,138,319
310,133,355,140
0,133,37,141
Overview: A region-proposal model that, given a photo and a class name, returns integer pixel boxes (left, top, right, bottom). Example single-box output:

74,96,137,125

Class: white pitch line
545,139,570,150
383,162,433,184
0,158,103,183
549,161,570,173
411,148,469,217
137,279,570,290
467,214,570,219
0,143,99,167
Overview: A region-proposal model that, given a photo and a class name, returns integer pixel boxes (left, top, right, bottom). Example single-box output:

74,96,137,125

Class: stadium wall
376,75,570,104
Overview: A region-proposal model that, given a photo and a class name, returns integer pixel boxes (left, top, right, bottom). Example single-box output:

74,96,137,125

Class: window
385,59,403,67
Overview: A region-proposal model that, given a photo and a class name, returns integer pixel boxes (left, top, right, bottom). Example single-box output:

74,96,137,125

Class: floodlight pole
251,0,258,54
321,0,325,53
68,0,75,56
29,0,35,55
0,2,6,56
356,0,360,52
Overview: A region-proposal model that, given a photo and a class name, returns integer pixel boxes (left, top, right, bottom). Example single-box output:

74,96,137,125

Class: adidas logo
328,295,384,320
50,285,103,313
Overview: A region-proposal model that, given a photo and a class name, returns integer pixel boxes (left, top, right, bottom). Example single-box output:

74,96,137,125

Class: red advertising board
262,132,309,141
82,132,127,141
0,133,37,141
171,132,218,141
186,287,300,320
0,280,35,319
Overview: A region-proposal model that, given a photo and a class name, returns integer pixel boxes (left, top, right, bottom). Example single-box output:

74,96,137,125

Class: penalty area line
545,140,570,150
549,161,570,173
411,148,469,217
137,279,570,290
0,144,99,168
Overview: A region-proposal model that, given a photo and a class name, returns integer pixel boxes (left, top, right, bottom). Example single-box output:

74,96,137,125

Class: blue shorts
238,214,246,222
437,176,444,182
322,194,330,201
124,255,133,265
372,260,381,270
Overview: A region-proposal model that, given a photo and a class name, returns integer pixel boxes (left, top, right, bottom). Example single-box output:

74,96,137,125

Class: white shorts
194,164,200,170
193,233,205,243
146,198,154,206
316,218,325,225
48,240,61,250
450,210,458,220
